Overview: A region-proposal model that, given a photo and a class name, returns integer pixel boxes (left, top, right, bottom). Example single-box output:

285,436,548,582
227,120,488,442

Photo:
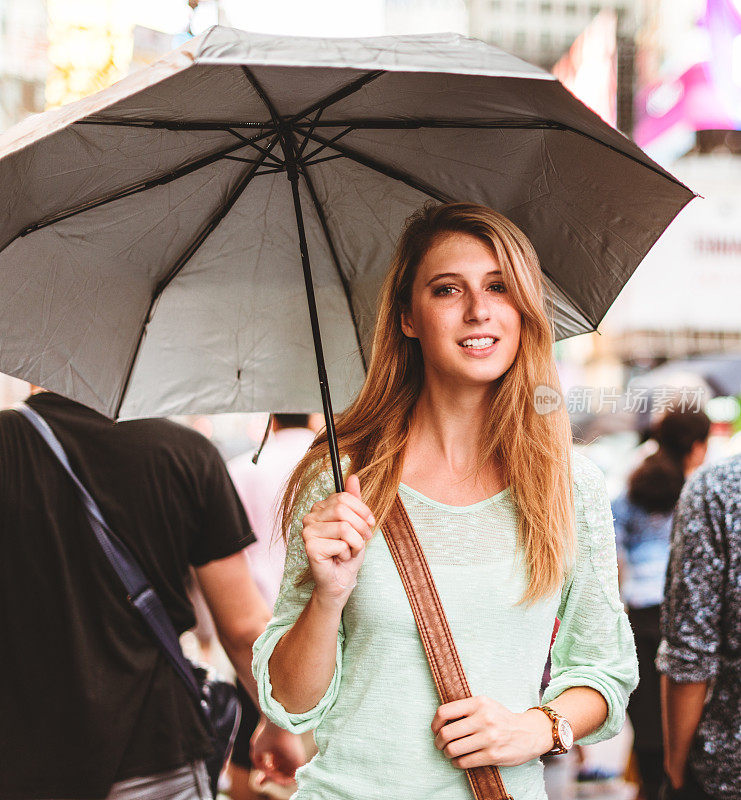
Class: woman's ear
400,306,416,339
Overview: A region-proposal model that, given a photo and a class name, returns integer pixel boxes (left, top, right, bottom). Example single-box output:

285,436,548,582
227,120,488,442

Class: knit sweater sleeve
251,468,344,733
541,452,639,744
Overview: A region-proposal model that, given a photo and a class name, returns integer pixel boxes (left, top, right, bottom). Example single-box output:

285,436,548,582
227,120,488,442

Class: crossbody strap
382,493,513,800
15,403,206,710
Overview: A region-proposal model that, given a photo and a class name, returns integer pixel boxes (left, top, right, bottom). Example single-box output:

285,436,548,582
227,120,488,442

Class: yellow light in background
45,0,135,109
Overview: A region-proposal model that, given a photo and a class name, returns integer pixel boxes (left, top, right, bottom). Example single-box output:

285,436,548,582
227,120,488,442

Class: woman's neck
406,381,492,475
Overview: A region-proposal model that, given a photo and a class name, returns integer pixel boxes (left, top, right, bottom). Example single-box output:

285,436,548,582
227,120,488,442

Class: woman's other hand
302,474,376,607
250,716,306,786
431,696,554,768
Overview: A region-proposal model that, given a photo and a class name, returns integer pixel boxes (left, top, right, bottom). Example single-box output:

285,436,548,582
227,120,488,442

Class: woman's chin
439,366,509,390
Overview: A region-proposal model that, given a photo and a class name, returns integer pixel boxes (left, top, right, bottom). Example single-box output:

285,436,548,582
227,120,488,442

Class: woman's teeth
460,337,496,349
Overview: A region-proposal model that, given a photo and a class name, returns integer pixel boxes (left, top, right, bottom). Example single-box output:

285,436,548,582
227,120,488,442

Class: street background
1,1,740,798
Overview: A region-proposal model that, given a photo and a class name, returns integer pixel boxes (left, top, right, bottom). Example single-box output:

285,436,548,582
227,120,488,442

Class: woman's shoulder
568,450,624,611
569,450,612,534
571,449,608,499
294,454,351,514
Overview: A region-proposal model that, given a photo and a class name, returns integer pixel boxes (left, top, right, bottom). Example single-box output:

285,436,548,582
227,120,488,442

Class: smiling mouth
458,336,499,350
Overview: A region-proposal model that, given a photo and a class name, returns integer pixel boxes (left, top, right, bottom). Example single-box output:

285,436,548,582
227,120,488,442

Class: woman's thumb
345,473,362,500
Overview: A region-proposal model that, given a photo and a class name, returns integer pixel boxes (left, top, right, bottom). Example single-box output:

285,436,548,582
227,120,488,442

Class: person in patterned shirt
656,453,741,799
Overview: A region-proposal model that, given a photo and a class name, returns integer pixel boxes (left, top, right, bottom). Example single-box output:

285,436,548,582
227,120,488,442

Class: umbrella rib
297,107,323,156
229,131,286,166
0,129,277,255
78,117,272,131
288,70,385,124
302,126,355,162
298,117,690,190
73,116,683,191
298,160,368,373
303,153,345,167
222,155,265,164
289,128,453,203
113,134,281,419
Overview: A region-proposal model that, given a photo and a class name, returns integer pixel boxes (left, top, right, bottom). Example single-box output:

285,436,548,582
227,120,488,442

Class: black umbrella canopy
0,27,695,429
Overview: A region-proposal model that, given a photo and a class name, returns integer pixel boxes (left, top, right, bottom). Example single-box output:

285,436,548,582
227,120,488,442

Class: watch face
558,718,574,750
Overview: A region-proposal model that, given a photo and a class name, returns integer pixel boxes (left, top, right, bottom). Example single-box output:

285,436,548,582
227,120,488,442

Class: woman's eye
488,282,506,293
433,285,458,296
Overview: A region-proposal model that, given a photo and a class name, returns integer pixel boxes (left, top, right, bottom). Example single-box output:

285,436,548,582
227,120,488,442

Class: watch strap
527,705,568,756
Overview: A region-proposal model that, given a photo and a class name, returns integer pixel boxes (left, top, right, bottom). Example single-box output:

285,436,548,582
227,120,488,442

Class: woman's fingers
433,714,479,751
440,732,491,760
344,473,362,501
310,484,375,526
451,749,498,770
306,537,351,564
305,524,365,559
431,697,480,734
307,501,374,539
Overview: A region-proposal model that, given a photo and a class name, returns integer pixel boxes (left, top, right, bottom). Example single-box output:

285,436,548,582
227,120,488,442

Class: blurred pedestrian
251,202,638,799
612,408,710,800
656,453,741,800
0,390,304,800
227,414,315,800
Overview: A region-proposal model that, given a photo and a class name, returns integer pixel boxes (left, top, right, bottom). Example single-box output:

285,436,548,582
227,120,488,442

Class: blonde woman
251,202,638,799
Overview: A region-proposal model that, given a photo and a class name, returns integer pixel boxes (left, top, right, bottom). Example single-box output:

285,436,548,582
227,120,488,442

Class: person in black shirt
0,391,305,799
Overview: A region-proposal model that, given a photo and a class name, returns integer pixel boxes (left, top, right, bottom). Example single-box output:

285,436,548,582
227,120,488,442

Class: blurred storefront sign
552,10,618,128
602,154,741,358
635,0,741,164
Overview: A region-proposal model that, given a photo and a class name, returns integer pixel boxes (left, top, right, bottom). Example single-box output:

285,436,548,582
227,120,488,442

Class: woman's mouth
458,336,499,357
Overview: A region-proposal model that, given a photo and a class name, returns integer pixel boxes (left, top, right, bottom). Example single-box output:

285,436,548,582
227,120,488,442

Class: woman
251,202,638,800
612,408,710,800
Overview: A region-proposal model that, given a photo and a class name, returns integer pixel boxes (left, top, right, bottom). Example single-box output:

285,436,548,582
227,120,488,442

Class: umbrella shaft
283,131,344,494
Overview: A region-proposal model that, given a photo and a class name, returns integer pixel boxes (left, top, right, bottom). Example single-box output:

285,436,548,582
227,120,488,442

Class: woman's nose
464,290,491,323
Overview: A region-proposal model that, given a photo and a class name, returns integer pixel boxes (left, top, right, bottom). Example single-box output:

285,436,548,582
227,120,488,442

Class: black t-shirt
0,393,255,799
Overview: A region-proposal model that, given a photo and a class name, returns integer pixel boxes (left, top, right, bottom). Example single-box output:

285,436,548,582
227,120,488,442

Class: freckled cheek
498,309,522,359
416,306,459,347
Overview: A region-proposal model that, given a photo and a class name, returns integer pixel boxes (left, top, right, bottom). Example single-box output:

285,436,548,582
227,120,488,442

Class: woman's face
401,232,522,389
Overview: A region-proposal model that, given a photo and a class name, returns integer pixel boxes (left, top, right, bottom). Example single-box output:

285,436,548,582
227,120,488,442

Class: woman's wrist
521,708,557,759
310,586,347,617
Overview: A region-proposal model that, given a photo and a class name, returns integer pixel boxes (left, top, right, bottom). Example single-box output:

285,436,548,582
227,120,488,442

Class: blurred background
1,2,740,798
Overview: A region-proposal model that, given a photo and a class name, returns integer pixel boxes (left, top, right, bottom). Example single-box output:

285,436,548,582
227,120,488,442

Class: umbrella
630,353,741,398
0,27,695,490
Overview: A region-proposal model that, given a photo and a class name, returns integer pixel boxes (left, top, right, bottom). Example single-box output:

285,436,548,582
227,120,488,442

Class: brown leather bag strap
382,493,513,800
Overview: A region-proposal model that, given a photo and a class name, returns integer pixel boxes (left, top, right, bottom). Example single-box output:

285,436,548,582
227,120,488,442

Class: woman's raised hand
301,474,376,607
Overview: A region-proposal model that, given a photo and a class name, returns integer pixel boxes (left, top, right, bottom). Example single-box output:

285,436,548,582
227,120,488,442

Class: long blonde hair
281,201,575,603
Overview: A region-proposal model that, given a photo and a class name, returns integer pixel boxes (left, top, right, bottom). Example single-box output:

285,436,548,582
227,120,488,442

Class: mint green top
252,451,638,800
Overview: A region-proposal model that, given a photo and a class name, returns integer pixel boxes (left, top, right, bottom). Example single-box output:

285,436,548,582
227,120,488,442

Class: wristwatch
528,705,574,756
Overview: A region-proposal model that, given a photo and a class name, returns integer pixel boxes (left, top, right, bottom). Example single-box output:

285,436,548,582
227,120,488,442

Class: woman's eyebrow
426,269,502,286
